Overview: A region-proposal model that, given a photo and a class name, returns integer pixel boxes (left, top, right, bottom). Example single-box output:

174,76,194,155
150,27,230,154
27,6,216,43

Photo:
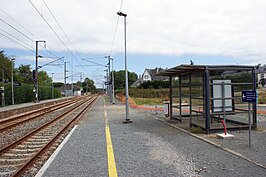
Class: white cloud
0,0,266,65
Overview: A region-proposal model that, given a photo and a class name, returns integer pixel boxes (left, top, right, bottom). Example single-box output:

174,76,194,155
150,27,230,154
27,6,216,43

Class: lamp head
117,11,127,17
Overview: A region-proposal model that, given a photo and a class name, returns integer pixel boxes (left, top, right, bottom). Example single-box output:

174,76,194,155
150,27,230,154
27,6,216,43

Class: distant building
256,65,266,88
131,67,169,88
59,84,81,96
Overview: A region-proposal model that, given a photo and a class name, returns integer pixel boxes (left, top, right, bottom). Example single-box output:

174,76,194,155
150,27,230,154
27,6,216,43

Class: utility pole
52,73,54,99
35,40,46,102
108,57,111,101
80,73,83,95
1,66,4,107
117,11,131,123
11,57,15,105
111,57,115,104
71,57,74,96
104,69,108,95
64,62,67,96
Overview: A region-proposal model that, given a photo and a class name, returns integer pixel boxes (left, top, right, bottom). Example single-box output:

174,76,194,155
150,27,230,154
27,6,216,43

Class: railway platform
37,96,265,177
0,96,74,119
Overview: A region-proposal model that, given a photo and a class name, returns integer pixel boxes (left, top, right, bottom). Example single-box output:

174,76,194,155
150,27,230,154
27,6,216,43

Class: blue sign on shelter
242,90,256,103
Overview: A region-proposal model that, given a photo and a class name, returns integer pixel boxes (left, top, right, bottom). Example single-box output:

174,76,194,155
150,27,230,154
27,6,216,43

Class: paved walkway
40,96,265,177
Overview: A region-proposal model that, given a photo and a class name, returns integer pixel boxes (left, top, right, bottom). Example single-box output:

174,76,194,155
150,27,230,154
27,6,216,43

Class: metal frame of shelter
157,65,257,133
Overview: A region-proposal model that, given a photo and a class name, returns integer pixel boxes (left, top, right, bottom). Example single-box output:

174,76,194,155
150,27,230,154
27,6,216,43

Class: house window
144,75,149,79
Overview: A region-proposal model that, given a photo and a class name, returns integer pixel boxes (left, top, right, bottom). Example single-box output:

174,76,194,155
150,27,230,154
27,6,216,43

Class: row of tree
0,51,100,106
0,51,52,86
111,70,138,90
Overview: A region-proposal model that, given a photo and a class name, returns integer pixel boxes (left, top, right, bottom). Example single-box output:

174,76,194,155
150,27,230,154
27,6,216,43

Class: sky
1,0,266,88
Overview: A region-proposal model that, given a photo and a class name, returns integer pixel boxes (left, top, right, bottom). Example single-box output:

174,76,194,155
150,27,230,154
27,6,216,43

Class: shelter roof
156,64,255,76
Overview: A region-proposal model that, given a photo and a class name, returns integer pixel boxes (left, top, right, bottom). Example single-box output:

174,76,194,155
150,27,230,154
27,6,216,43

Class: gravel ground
139,103,266,168
41,96,265,177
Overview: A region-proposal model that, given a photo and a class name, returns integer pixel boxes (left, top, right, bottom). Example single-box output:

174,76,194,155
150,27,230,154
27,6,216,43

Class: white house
256,65,266,88
131,68,168,88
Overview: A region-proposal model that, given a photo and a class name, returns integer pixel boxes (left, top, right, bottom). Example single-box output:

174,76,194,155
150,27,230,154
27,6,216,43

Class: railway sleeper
0,157,28,165
9,148,39,154
16,144,44,149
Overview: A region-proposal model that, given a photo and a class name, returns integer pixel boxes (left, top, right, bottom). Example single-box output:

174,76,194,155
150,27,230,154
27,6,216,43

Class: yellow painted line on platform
104,98,118,177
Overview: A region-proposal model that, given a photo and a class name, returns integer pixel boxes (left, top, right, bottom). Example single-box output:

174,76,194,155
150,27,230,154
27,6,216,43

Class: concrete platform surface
41,96,266,177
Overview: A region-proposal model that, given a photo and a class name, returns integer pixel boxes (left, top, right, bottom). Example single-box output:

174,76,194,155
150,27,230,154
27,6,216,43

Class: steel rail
0,97,83,132
0,97,81,125
0,96,93,155
13,95,98,177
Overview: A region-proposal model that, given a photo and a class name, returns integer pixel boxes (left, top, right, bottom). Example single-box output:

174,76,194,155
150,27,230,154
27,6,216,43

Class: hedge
116,88,169,99
1,83,61,106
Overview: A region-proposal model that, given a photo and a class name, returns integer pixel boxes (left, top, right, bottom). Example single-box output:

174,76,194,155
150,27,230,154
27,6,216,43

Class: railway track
0,97,82,132
0,95,98,176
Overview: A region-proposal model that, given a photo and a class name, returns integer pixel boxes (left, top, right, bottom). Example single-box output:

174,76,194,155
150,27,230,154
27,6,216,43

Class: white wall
142,70,152,81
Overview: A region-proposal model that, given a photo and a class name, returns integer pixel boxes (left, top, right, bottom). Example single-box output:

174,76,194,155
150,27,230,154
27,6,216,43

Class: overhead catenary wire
0,32,35,53
28,0,88,75
108,0,124,56
0,28,35,52
0,9,37,39
0,10,60,59
41,0,83,60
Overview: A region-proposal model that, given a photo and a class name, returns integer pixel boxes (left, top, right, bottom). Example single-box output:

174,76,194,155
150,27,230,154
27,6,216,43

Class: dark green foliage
2,83,61,106
129,88,169,98
113,70,138,89
38,70,52,85
82,77,96,93
53,82,64,88
17,64,33,84
138,80,170,89
0,51,12,82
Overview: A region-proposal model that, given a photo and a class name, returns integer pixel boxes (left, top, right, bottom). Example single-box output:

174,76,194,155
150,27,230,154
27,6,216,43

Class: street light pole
108,57,111,101
35,40,46,102
52,73,54,99
117,11,132,123
104,69,108,95
11,57,15,105
64,62,68,96
110,57,115,104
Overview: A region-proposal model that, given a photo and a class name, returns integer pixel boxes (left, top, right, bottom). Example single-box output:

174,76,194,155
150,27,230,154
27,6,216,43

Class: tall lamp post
35,40,46,102
110,57,115,104
52,73,54,99
117,11,132,123
105,56,115,103
11,57,15,105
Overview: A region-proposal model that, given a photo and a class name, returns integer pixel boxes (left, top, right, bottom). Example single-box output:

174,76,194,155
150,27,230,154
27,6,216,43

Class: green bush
2,83,61,106
129,88,169,98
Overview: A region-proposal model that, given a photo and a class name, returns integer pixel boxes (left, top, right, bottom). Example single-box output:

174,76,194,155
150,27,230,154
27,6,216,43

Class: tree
113,70,138,90
0,51,12,82
82,77,96,93
38,70,52,85
53,82,64,88
17,64,32,84
138,80,170,89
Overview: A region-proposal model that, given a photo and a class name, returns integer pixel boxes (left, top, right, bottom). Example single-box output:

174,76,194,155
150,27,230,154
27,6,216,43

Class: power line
41,0,89,75
41,1,82,58
0,10,60,59
0,32,35,53
0,18,34,42
108,0,124,56
0,8,37,39
0,28,35,51
28,0,87,74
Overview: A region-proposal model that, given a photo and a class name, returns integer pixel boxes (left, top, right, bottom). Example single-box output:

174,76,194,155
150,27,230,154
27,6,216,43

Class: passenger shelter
157,65,257,133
